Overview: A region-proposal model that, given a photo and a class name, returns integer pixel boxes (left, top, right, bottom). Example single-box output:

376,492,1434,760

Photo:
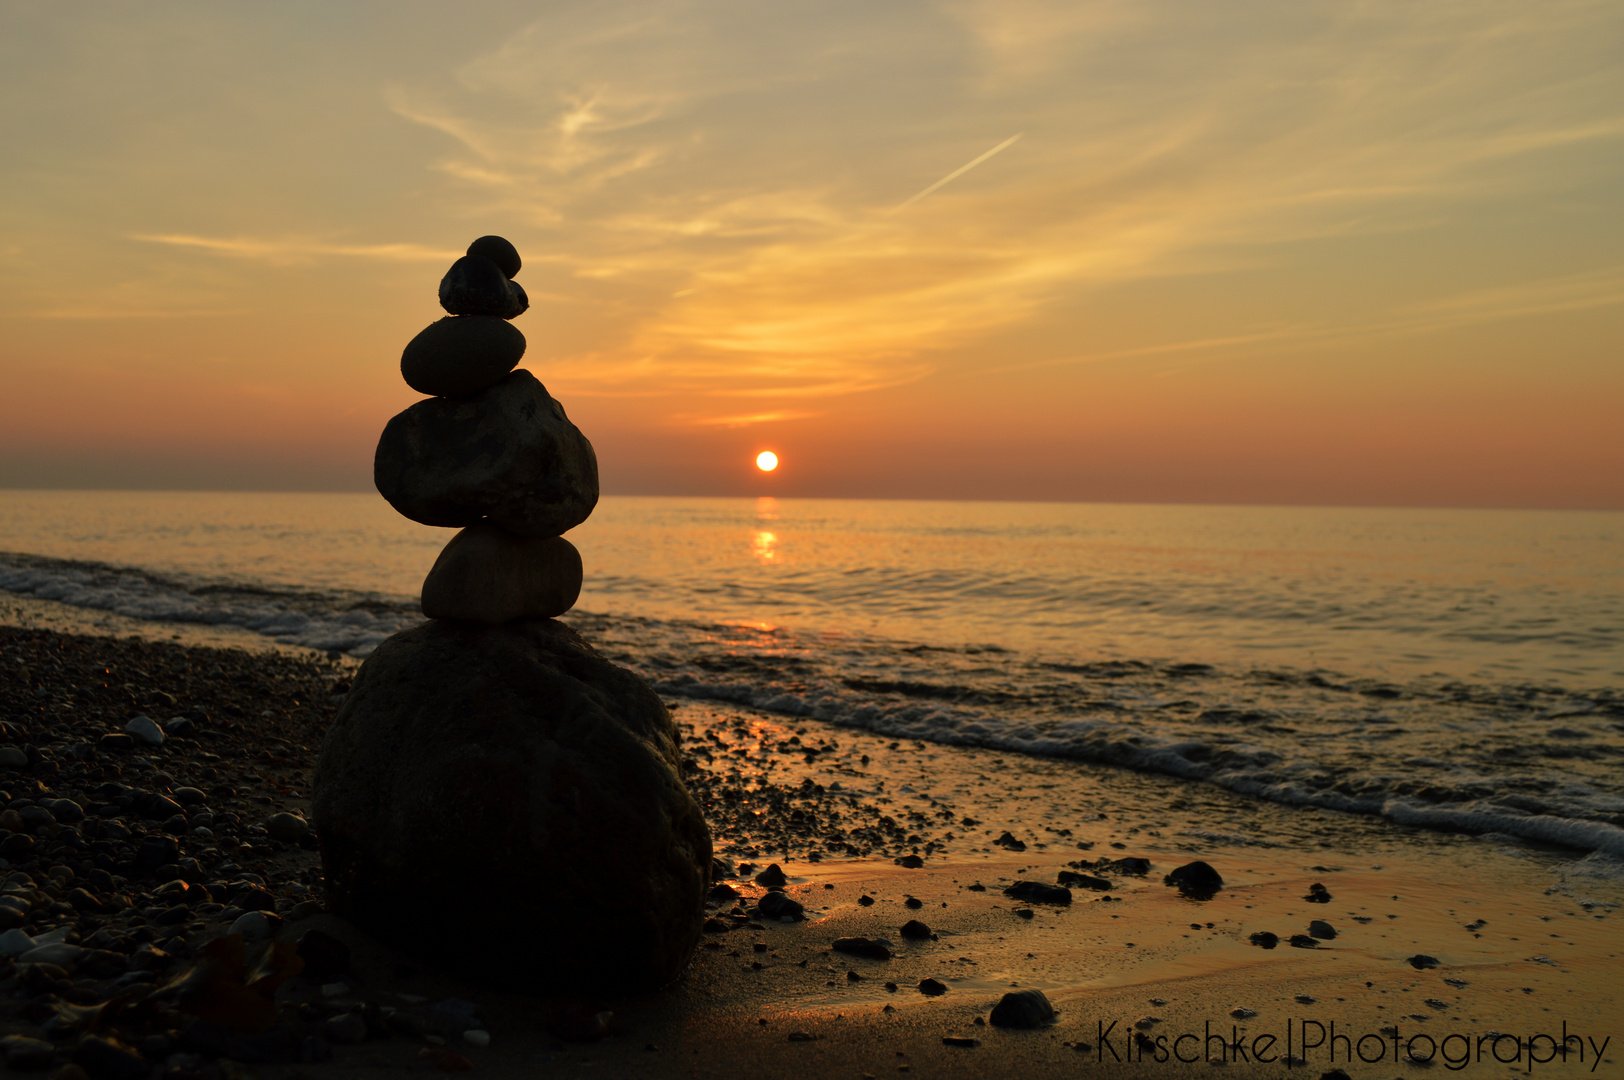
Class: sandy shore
1,598,1620,1079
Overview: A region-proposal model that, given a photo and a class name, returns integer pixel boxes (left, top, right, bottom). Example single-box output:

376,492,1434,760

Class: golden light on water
756,451,779,472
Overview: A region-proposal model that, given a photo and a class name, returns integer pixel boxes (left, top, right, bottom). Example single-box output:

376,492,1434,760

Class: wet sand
2,596,1620,1078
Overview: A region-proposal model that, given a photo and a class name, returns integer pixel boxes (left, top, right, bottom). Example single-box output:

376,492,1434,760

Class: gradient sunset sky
2,1,1620,507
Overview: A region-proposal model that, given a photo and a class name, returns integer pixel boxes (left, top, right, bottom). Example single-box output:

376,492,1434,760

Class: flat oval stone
420,526,582,623
466,235,521,278
400,316,526,398
375,370,598,536
438,255,527,319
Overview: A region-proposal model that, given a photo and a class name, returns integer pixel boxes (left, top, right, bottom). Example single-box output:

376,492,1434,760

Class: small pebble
124,715,165,746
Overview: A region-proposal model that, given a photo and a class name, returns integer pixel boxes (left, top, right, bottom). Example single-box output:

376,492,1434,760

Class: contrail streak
895,133,1023,210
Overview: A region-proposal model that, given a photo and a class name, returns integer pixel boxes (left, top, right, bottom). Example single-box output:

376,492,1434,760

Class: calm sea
3,491,1622,855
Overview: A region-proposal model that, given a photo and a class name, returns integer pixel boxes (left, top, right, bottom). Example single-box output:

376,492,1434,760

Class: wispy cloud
15,307,248,321
680,409,822,427
990,265,1624,376
131,234,461,263
378,0,1623,405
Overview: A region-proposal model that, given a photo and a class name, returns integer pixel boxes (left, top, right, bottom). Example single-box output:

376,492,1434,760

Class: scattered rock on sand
313,617,712,991
918,978,948,996
374,369,599,536
1408,954,1441,970
1288,934,1319,949
401,316,527,397
1308,919,1336,940
1003,881,1072,905
1163,861,1223,899
1102,857,1152,875
994,831,1026,851
1057,870,1112,891
754,864,788,887
1305,882,1332,903
419,526,582,623
989,989,1055,1028
832,937,892,960
900,920,932,940
757,892,804,921
1248,932,1279,949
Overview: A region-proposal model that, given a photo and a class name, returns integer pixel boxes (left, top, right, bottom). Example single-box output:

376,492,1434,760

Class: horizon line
0,486,1617,515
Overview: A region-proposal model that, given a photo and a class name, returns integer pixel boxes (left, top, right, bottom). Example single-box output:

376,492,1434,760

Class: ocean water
2,490,1622,855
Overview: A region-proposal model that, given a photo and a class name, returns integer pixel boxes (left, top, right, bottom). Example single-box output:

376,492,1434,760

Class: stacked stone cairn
311,236,713,992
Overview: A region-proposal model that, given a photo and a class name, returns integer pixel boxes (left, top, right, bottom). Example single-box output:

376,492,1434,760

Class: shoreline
0,614,1619,1077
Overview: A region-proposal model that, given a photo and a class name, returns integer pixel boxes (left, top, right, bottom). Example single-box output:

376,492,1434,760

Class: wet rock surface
312,617,712,991
374,370,599,536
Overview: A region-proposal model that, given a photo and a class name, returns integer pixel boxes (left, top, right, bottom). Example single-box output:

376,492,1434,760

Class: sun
755,451,779,472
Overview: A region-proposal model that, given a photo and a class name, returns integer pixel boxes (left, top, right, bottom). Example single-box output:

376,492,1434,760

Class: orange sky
2,1,1620,507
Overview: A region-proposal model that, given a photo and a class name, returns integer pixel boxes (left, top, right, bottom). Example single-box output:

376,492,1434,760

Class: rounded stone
401,316,527,398
311,618,712,991
438,256,528,320
124,715,165,746
467,235,521,278
989,988,1055,1029
420,526,582,623
1163,860,1223,899
374,370,598,537
265,812,310,842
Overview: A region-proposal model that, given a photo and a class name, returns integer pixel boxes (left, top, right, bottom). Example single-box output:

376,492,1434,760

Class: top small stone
467,235,521,279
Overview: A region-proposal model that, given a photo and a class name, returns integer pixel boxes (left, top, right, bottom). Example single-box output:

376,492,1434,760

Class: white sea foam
5,549,1623,857
0,555,418,656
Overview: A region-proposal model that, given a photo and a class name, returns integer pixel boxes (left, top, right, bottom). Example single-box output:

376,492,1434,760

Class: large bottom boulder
311,618,712,991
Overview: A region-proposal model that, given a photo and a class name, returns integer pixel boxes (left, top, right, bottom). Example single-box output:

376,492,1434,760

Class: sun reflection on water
752,529,779,563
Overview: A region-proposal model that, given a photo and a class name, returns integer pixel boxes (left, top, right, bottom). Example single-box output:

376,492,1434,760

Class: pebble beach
1,595,1619,1079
